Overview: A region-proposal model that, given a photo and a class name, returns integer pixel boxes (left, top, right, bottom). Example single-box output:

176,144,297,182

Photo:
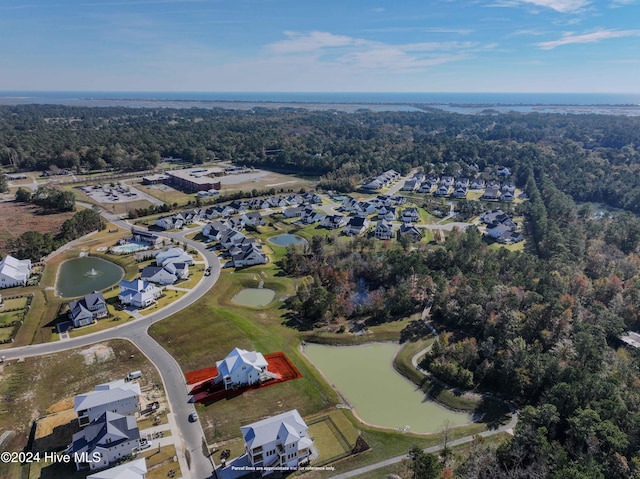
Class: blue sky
1,0,639,92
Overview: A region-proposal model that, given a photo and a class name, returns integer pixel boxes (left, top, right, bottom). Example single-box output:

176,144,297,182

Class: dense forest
282,168,640,478
2,105,640,212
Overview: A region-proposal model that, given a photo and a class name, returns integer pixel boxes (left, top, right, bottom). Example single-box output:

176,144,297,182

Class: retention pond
304,342,472,433
57,256,124,298
232,288,276,307
268,234,308,247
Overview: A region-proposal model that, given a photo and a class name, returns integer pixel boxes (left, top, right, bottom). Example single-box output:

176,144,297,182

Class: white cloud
267,31,360,54
485,0,589,12
537,29,640,48
521,0,590,12
264,31,480,72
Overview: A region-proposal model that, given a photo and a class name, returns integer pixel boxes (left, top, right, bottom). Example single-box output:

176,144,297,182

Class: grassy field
129,180,195,206
0,202,75,255
0,340,163,479
149,262,336,444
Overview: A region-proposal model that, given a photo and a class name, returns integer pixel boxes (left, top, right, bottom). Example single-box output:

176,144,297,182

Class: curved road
3,214,220,479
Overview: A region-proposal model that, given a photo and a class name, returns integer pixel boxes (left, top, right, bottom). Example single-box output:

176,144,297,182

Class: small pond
304,342,472,433
268,234,308,247
232,288,276,307
57,257,124,298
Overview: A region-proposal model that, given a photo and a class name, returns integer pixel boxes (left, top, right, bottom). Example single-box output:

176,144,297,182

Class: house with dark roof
232,244,268,268
344,216,369,236
202,220,230,241
68,292,108,328
482,187,501,201
71,411,141,471
399,224,424,242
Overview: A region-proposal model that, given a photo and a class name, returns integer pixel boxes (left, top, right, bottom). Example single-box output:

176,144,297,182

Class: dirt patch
33,409,79,452
47,397,74,414
0,202,75,254
79,344,114,364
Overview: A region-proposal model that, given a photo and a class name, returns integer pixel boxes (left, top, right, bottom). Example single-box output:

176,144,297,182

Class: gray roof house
321,215,348,230
399,224,424,242
401,207,420,223
74,379,141,427
71,412,141,471
68,292,108,328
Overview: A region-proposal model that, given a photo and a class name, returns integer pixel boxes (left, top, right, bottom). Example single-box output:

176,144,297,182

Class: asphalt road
2,216,220,479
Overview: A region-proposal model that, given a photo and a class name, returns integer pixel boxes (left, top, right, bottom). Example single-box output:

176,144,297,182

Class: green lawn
149,266,335,444
0,311,22,327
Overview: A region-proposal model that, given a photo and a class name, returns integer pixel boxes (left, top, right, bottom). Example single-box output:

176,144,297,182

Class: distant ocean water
1,91,640,115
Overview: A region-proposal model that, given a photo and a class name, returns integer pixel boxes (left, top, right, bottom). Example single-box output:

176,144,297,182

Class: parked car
189,412,199,422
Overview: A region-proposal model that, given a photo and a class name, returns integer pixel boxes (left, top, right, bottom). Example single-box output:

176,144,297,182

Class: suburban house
118,279,162,309
434,184,450,197
401,178,421,191
242,212,266,227
241,409,315,472
0,255,32,288
376,206,395,222
68,291,108,328
482,187,501,201
202,220,230,241
232,244,269,268
87,458,147,479
227,216,246,231
361,170,400,191
401,207,420,223
214,348,276,390
155,248,194,267
284,206,305,218
220,230,247,249
321,215,348,230
344,216,369,236
300,208,325,225
74,379,141,427
399,224,424,242
228,200,250,212
374,220,394,240
129,231,162,246
140,262,188,285
470,178,486,190
71,412,141,471
497,166,511,177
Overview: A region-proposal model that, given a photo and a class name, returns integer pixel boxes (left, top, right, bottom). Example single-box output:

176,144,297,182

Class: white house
118,279,162,309
87,458,147,479
214,348,275,390
232,244,269,268
74,379,141,427
0,255,32,288
71,412,141,471
374,220,394,240
241,409,315,472
344,216,369,236
155,247,194,267
202,220,230,241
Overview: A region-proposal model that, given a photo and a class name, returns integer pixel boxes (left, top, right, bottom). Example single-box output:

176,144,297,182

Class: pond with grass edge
57,256,124,298
303,342,472,433
268,234,308,247
232,288,276,307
